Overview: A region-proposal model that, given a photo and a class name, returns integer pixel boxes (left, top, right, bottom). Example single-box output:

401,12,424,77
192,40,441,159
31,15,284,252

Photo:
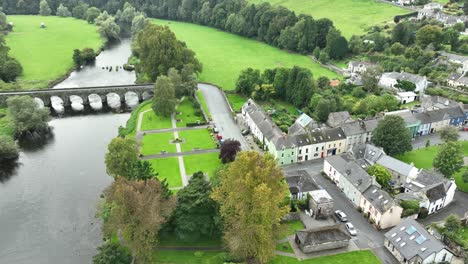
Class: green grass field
119,101,152,137
184,152,221,178
270,250,380,264
5,15,103,89
248,0,409,39
141,110,173,131
397,141,468,192
141,132,177,155
279,220,305,239
226,93,248,112
153,250,225,264
276,241,294,254
154,19,338,91
196,90,211,119
179,129,216,152
148,157,182,188
176,98,204,127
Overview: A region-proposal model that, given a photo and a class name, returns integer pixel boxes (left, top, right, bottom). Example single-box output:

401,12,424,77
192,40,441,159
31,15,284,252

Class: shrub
400,200,420,217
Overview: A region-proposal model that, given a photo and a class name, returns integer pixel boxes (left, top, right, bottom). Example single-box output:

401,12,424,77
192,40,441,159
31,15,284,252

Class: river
0,39,135,263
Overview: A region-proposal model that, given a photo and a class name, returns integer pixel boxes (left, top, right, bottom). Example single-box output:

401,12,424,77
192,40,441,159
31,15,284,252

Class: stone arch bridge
0,84,154,107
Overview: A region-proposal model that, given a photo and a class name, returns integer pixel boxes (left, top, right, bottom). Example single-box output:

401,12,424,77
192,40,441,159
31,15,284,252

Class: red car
462,126,468,131
216,134,223,140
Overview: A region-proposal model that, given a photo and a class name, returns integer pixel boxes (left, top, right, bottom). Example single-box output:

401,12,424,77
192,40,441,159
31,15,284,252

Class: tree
152,75,176,117
395,80,416,92
6,96,50,137
400,200,420,217
325,28,348,60
439,126,459,142
0,11,7,30
366,164,392,189
1,58,23,82
416,25,443,48
103,178,176,262
72,2,89,19
445,214,461,233
315,98,335,122
56,4,71,17
93,243,132,264
317,76,330,90
348,35,363,54
389,42,406,55
97,16,120,42
212,151,289,264
170,172,220,241
104,137,139,179
463,169,468,183
372,115,412,156
131,14,150,36
86,7,101,23
135,24,201,82
167,68,185,98
126,160,156,181
0,135,19,161
219,139,241,163
38,0,51,16
433,141,464,178
252,84,275,101
443,28,460,50
235,68,261,96
464,0,468,15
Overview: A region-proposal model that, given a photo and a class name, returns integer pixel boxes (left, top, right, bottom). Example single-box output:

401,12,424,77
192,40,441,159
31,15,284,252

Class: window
364,200,366,205
387,240,391,247
339,143,341,146
314,153,318,157
281,153,284,157
334,144,336,147
316,147,318,151
299,149,302,154
306,149,309,153
322,146,324,150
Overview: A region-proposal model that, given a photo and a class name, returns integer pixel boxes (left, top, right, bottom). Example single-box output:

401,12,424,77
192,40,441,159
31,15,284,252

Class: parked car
241,129,250,136
461,126,468,131
213,127,219,134
345,222,357,236
334,210,348,222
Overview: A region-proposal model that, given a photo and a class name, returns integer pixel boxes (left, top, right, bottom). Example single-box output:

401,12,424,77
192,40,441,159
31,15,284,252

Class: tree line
3,0,348,59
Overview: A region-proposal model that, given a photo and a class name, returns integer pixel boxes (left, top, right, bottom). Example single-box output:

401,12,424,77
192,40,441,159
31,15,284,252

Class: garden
147,157,182,188
5,15,103,89
184,152,221,179
397,141,468,192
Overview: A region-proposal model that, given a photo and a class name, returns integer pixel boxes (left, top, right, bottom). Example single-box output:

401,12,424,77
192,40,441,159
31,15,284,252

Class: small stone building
309,189,334,219
295,225,351,254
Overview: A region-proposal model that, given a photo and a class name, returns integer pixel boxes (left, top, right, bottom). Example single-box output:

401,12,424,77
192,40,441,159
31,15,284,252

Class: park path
141,125,209,135
171,110,190,187
141,148,219,159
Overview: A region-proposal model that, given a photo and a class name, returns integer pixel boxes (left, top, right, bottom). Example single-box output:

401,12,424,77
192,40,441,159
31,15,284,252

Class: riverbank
5,15,104,90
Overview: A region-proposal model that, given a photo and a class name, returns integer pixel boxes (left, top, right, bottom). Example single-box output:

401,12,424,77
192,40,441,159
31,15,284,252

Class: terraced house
324,144,456,229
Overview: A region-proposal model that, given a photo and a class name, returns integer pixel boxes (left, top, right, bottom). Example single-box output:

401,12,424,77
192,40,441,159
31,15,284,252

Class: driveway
198,83,249,150
283,160,399,264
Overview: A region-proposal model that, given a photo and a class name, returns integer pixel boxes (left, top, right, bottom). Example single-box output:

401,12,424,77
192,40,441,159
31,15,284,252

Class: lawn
196,90,211,119
141,110,173,131
119,100,151,137
248,0,409,39
279,220,305,239
179,129,217,152
148,157,182,188
270,250,380,264
0,108,14,138
276,241,294,254
5,15,103,89
153,250,225,264
397,141,468,192
184,152,221,178
154,19,338,91
176,98,205,127
226,93,247,112
141,132,177,155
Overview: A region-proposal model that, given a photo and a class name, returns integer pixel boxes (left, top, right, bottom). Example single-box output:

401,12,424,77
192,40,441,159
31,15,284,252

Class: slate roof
425,183,446,202
440,51,468,64
285,170,319,195
350,144,384,164
288,122,306,136
447,73,468,86
362,186,395,213
421,95,460,110
327,111,352,127
321,127,346,142
414,170,446,187
382,72,426,84
385,110,420,126
342,160,373,193
340,119,378,137
384,218,448,261
296,225,351,246
376,155,417,177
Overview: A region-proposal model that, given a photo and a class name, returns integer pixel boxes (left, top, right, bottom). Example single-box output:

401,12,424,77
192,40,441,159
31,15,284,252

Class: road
412,131,468,149
283,160,399,264
198,83,249,150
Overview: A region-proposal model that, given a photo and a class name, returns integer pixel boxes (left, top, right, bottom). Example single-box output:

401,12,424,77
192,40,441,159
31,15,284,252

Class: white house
384,218,454,264
423,2,443,10
379,72,429,93
447,73,468,88
285,170,318,200
396,92,418,104
348,61,376,74
360,186,403,229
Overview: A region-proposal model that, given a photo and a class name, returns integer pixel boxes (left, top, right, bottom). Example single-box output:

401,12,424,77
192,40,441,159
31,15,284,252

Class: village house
396,91,418,104
322,127,347,157
326,111,353,128
360,186,404,229
348,61,377,74
285,170,319,200
309,189,334,219
447,72,468,88
379,72,429,93
340,119,378,150
384,218,454,264
293,131,327,162
384,110,421,138
423,2,443,10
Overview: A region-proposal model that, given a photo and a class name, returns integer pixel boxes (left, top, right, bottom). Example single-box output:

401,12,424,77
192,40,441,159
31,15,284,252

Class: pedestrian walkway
141,148,219,159
140,125,210,135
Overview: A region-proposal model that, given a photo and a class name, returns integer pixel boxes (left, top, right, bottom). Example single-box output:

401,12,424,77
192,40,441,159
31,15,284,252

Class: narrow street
198,83,249,150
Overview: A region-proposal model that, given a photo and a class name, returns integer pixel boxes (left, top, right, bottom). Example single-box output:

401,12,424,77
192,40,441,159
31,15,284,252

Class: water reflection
0,160,20,183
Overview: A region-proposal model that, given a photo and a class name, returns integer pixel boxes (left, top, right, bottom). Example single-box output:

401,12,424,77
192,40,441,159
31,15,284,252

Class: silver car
345,222,357,236
334,210,348,222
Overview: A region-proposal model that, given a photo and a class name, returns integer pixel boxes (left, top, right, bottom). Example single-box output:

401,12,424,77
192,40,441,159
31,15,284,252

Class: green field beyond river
5,15,103,89
155,19,339,90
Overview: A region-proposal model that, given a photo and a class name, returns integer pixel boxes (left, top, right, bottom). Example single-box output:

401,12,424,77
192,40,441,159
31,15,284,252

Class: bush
73,48,97,66
400,200,420,217
186,121,208,127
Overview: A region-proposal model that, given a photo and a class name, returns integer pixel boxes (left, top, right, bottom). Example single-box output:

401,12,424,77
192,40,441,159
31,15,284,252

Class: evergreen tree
152,75,176,117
